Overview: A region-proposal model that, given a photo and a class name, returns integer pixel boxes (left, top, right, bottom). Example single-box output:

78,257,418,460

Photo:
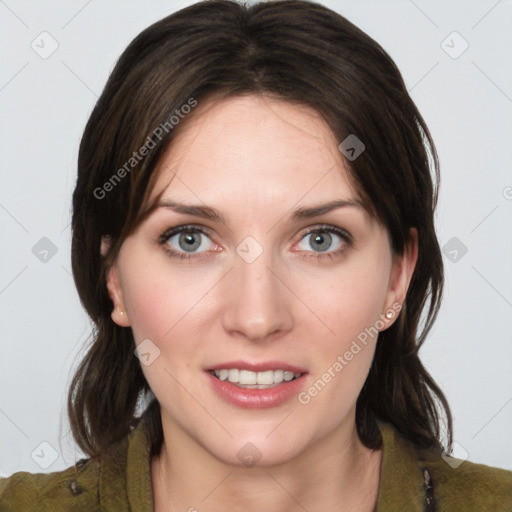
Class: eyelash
157,224,353,262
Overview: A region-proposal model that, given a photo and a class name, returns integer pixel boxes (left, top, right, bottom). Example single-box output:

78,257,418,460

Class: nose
221,247,294,342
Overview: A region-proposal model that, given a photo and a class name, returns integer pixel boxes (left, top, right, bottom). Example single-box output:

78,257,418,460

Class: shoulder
0,423,147,512
377,420,512,511
411,432,512,511
0,458,101,512
0,419,152,512
423,452,512,511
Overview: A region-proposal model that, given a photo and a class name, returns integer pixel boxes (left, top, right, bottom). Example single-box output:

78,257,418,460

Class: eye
158,225,216,259
295,225,352,258
158,223,352,262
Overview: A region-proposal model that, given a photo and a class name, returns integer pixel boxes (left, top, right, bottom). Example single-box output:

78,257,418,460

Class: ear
380,227,418,328
101,235,131,327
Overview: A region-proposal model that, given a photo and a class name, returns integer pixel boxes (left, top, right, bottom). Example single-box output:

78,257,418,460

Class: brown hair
69,0,453,458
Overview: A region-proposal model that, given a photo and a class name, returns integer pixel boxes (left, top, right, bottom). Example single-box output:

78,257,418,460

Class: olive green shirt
1,418,511,511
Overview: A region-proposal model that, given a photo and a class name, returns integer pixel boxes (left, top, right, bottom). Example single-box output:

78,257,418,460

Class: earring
385,311,393,319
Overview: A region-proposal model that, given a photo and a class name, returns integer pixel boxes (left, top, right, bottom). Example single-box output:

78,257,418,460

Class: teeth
240,370,257,385
227,369,239,383
256,370,273,385
212,368,302,385
283,371,295,382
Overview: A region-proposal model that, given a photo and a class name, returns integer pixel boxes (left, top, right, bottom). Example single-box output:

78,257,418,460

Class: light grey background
1,0,511,476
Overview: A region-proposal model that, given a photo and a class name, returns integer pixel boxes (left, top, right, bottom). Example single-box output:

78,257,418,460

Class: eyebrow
291,199,364,219
157,198,364,223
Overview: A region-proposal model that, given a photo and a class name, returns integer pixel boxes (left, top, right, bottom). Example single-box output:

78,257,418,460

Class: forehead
149,94,361,208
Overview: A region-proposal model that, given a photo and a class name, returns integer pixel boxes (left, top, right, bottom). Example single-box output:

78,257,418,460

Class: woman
1,0,510,510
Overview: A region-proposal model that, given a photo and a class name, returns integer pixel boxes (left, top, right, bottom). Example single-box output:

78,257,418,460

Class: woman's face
106,95,416,466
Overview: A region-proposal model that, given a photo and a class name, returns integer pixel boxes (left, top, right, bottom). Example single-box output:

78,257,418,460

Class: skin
104,95,418,511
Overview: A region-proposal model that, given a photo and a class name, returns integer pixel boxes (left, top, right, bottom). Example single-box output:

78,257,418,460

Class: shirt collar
111,417,427,512
375,420,427,510
99,417,154,512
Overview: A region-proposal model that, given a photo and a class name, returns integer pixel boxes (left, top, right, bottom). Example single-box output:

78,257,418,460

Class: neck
151,413,382,512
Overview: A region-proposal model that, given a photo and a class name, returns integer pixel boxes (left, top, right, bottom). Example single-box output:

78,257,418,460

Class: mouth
208,368,304,389
205,365,308,409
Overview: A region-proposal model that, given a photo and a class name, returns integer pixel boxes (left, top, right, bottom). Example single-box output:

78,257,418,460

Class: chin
214,442,303,469
202,427,312,468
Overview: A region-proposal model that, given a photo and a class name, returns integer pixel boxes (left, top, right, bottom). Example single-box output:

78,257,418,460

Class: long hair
69,0,452,458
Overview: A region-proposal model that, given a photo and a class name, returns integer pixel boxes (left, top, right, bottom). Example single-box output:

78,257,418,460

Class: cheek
121,262,217,399
123,275,170,343
122,258,216,348
305,249,391,347
295,255,389,423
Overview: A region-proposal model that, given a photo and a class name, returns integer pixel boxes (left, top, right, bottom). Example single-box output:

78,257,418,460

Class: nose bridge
221,236,293,340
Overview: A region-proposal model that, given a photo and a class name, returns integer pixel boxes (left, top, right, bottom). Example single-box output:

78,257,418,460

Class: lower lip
205,371,307,409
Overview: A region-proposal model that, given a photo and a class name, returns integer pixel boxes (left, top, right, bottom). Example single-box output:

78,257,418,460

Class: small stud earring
385,311,393,319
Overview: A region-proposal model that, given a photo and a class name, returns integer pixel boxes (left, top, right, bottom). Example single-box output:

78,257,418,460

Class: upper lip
206,360,307,374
